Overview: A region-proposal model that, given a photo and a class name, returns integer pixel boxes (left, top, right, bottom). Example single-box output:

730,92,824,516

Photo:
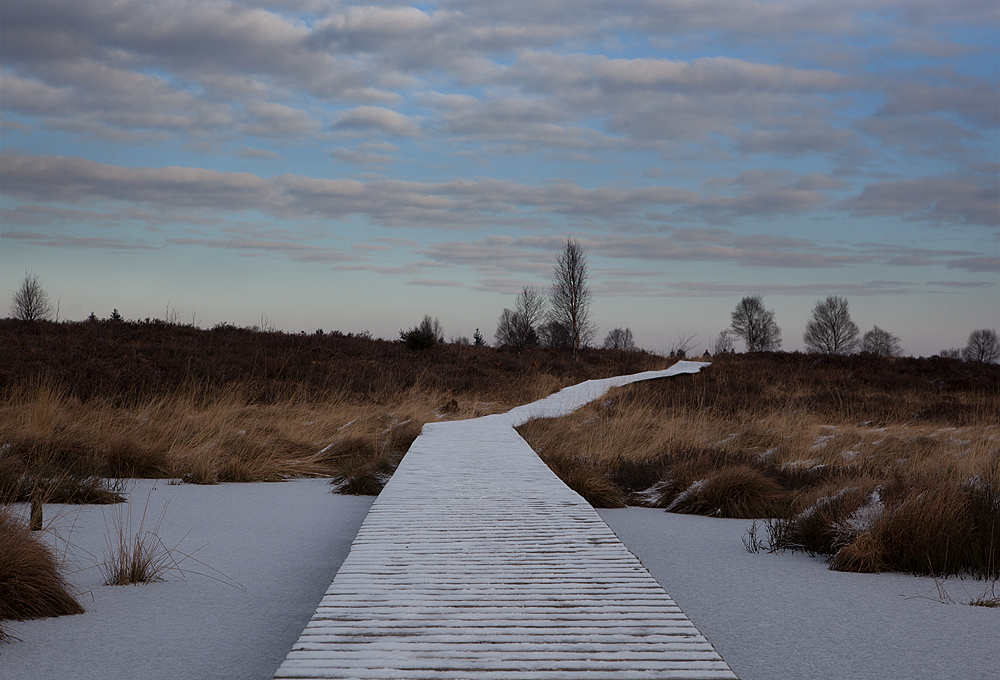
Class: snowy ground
2,479,373,680
600,508,999,680
5,480,997,680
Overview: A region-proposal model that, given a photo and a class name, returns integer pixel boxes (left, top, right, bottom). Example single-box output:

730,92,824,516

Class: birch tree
549,238,595,358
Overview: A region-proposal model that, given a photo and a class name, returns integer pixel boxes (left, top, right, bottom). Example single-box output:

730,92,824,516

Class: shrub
399,327,437,351
0,507,84,621
400,315,443,351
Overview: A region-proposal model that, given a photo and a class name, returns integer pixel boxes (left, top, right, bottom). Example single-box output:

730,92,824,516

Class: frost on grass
833,489,884,545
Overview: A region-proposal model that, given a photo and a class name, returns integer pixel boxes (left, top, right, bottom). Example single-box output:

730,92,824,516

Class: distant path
274,361,737,679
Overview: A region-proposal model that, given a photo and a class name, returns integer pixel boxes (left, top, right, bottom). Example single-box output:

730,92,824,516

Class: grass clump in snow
325,424,420,496
100,497,177,586
518,352,1000,578
0,506,84,625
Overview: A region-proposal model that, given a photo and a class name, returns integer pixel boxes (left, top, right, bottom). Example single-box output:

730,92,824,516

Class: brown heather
518,352,1000,578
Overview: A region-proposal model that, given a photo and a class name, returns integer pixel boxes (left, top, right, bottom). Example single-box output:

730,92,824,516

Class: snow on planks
275,361,737,679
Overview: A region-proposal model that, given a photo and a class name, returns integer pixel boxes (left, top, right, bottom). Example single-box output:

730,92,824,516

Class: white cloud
332,106,420,136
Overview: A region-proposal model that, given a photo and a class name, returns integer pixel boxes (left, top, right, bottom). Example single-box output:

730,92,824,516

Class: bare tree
861,326,902,357
730,295,781,352
964,329,1000,363
938,347,963,359
549,238,596,359
495,286,546,351
669,333,699,359
803,296,860,355
496,309,526,348
538,319,572,348
9,271,53,321
603,327,636,351
709,330,734,355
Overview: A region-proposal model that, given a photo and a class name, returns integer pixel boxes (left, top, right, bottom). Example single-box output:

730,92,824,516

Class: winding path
274,361,737,679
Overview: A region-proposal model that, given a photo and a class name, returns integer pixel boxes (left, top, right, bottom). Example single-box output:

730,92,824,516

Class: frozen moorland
3,362,996,679
600,509,998,680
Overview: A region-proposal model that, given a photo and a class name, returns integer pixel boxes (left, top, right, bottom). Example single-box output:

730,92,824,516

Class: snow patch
667,479,707,512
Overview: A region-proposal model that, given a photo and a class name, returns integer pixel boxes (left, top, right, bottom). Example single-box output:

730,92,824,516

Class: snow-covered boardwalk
275,361,737,679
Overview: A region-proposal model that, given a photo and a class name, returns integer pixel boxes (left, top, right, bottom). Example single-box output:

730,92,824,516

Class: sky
1,0,998,356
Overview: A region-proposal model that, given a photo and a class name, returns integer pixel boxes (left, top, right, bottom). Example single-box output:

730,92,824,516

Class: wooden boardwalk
275,362,737,679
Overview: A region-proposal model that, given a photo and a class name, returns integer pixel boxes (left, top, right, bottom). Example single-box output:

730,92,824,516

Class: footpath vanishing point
275,361,738,680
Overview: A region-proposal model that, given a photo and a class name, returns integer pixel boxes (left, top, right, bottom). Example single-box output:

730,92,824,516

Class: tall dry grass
0,379,479,493
518,352,1000,578
0,320,668,498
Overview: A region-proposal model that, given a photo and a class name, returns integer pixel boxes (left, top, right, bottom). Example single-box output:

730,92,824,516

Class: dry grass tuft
100,496,176,586
0,506,84,621
827,476,999,578
968,589,999,607
545,459,627,508
327,418,425,495
663,465,786,518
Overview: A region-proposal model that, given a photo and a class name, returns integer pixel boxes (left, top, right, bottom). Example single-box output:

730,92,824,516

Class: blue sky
1,0,997,356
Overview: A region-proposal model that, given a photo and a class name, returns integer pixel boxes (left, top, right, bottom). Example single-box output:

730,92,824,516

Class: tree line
10,256,1000,364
